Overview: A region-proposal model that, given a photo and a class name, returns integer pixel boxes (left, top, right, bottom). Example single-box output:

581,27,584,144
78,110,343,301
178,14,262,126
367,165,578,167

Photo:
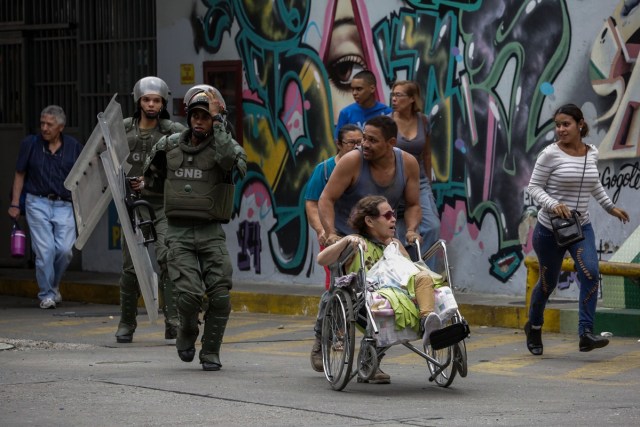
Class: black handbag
550,147,587,248
550,210,583,248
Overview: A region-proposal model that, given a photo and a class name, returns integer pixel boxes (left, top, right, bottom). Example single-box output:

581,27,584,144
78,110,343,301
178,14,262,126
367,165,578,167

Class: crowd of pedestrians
10,71,623,378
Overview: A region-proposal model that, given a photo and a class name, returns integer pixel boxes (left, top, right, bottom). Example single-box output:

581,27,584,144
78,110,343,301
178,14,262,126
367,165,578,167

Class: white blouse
527,143,614,230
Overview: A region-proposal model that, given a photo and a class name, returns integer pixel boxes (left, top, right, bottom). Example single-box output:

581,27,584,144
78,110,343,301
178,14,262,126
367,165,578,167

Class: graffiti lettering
181,0,634,290
600,162,640,204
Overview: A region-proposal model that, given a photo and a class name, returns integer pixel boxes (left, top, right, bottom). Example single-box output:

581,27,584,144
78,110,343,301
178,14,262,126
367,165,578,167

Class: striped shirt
527,143,614,230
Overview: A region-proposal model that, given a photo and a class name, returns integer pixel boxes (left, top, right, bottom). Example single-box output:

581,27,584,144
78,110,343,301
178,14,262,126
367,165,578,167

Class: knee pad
177,292,202,317
204,287,231,318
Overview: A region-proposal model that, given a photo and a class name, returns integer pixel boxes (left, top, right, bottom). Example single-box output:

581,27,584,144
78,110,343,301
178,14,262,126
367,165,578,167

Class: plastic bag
434,286,458,321
367,242,419,289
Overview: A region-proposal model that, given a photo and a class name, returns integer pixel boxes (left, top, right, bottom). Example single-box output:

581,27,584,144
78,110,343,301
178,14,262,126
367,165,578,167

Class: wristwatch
212,114,224,123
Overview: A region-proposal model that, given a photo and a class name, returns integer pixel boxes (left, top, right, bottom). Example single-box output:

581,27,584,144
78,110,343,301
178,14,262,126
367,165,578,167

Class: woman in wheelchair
317,195,443,383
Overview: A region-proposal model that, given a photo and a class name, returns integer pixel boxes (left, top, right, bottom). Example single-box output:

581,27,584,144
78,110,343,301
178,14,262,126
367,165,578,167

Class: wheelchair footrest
429,321,470,350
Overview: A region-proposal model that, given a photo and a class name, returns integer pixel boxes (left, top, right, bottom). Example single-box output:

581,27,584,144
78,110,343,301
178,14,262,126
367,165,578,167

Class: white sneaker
422,312,442,348
40,298,56,309
53,288,62,303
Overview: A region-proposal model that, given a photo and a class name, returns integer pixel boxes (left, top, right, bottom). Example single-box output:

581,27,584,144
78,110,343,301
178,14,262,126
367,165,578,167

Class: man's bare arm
8,171,26,219
305,200,326,246
402,152,422,243
318,150,360,242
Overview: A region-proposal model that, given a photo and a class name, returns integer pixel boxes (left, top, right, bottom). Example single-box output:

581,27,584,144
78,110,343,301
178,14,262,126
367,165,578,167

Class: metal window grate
0,0,24,25
0,0,156,139
0,42,23,123
77,0,156,138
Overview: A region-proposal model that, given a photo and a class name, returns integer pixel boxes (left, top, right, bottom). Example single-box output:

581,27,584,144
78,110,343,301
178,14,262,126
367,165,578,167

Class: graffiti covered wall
156,0,640,297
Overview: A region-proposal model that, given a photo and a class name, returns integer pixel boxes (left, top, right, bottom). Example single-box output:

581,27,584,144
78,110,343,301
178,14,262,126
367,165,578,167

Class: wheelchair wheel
426,315,459,387
357,341,378,382
321,288,356,391
454,339,468,378
426,344,457,387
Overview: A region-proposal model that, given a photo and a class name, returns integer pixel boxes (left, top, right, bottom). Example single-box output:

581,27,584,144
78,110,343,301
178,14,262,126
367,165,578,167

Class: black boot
579,329,609,352
202,354,222,371
199,288,230,371
176,292,201,362
524,321,543,356
178,347,196,362
115,275,139,343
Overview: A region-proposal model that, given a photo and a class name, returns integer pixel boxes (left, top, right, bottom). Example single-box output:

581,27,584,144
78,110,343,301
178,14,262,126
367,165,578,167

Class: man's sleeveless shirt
334,147,406,236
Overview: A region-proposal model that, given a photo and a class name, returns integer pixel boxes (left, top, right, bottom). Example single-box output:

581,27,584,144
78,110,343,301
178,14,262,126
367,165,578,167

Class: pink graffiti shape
439,200,480,241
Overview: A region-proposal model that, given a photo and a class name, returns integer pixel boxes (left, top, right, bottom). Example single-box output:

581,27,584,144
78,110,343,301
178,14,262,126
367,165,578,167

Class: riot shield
64,95,159,323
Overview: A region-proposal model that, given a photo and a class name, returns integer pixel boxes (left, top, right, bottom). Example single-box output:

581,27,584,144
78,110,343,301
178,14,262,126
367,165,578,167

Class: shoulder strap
575,145,588,210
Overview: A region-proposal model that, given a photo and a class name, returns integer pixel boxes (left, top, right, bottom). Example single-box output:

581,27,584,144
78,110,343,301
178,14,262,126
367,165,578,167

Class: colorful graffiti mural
173,0,639,295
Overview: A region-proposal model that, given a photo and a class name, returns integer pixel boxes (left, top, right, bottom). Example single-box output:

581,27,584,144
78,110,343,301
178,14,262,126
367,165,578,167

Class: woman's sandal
524,321,543,356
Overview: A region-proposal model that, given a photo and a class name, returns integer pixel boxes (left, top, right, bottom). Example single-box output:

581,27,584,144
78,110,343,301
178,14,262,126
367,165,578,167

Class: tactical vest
164,137,234,221
124,118,184,199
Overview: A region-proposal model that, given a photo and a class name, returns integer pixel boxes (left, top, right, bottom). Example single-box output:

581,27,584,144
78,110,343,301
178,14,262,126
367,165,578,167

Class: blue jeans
25,194,76,301
529,222,599,336
396,176,441,257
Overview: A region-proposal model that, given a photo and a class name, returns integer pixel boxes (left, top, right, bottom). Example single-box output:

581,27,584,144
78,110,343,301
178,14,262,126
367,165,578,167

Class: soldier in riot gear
115,76,186,344
143,86,246,371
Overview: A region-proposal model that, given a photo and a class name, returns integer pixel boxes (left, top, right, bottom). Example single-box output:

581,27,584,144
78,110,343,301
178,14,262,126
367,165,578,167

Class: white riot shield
64,95,158,323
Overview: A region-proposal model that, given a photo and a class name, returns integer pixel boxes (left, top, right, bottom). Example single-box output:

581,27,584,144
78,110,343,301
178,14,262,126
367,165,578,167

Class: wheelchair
321,239,470,391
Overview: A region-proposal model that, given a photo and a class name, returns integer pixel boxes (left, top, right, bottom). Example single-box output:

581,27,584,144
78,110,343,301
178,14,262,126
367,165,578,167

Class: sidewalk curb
0,276,563,333
2,275,638,337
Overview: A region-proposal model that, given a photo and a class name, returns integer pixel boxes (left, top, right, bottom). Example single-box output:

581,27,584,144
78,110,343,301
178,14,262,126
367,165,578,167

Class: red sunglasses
378,210,397,220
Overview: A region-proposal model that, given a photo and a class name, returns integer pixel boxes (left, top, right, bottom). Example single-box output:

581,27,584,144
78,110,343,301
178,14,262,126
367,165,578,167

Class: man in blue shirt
333,70,392,140
8,105,83,309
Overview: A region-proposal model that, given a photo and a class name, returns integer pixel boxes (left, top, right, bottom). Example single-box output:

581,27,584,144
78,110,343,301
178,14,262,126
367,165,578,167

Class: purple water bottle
11,221,26,258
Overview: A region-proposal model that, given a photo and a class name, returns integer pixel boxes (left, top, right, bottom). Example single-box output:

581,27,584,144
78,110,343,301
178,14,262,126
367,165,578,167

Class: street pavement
3,267,640,337
1,295,640,426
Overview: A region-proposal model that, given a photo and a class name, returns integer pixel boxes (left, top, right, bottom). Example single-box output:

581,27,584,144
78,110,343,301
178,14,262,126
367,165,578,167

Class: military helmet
132,76,170,103
187,91,210,116
184,84,226,113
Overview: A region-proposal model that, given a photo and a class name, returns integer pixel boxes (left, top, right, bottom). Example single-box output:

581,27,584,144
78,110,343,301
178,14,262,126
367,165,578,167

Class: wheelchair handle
413,238,421,260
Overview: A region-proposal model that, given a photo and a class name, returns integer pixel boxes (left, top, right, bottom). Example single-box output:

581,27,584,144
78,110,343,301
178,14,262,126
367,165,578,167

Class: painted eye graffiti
327,54,367,92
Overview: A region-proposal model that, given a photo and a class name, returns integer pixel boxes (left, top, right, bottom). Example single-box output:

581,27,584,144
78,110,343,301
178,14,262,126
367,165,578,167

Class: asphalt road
1,296,639,426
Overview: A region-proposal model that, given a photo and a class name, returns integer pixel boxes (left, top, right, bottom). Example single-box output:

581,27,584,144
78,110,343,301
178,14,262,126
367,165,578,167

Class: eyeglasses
391,92,409,98
377,210,397,220
342,138,362,146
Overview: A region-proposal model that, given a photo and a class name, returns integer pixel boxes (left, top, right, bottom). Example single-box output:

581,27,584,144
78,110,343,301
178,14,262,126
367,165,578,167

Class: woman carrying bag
526,103,629,355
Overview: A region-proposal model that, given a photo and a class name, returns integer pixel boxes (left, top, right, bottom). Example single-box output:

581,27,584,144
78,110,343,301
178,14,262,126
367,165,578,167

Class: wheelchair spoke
321,289,356,391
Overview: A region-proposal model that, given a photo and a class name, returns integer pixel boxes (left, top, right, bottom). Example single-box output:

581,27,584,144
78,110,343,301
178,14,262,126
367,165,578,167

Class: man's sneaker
365,368,391,384
53,288,62,304
39,298,56,309
422,312,442,348
310,336,323,372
